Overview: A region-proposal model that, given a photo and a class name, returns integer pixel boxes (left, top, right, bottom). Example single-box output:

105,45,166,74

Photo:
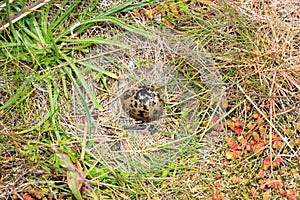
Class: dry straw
73,28,227,172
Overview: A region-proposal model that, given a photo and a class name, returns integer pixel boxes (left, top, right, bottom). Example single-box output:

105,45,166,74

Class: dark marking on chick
122,85,164,122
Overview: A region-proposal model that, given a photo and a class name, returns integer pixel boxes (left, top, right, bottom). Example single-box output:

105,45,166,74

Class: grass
0,0,299,199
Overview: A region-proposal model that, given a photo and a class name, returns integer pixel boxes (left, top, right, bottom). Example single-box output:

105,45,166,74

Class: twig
0,0,51,32
0,0,14,12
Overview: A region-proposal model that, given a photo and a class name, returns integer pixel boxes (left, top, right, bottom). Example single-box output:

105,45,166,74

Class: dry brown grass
0,0,299,199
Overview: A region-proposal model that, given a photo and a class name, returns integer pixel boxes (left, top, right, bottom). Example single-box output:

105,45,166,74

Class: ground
0,0,299,199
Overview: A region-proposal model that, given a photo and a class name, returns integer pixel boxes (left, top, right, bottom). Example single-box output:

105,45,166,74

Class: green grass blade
0,78,30,111
62,65,93,140
58,38,130,48
58,50,103,111
99,0,155,17
50,1,79,31
19,24,42,45
78,61,118,80
39,2,50,41
56,16,155,42
47,79,62,141
32,15,46,46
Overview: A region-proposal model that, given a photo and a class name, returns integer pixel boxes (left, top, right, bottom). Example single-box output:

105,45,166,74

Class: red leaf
266,178,275,188
234,128,242,135
275,179,283,188
273,157,283,167
215,182,221,188
234,120,243,128
246,143,253,151
279,189,286,195
225,150,243,160
263,157,271,170
252,132,260,141
23,194,33,200
250,187,259,198
212,188,222,200
225,136,238,150
286,189,296,200
256,169,265,179
253,141,265,154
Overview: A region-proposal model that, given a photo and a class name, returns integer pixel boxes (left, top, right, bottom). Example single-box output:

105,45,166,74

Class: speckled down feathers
122,85,164,122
